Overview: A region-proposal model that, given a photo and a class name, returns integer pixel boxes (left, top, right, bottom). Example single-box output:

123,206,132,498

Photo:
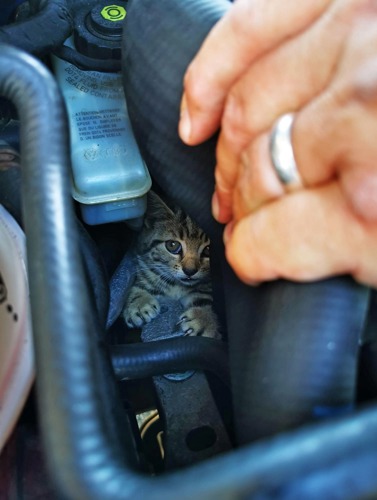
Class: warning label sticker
64,65,123,100
75,109,126,142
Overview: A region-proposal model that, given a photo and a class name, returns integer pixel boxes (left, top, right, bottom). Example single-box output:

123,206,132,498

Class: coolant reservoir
53,3,151,226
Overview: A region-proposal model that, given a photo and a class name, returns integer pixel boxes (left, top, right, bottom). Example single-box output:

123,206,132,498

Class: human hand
179,0,377,287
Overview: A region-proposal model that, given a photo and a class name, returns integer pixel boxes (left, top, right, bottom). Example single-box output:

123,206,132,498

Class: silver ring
269,113,303,190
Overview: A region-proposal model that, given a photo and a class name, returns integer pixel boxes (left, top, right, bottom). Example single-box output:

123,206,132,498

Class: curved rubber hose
0,43,143,493
122,0,228,242
0,0,72,55
121,0,370,444
111,337,230,387
225,274,369,442
77,220,110,329
0,144,109,325
2,40,377,500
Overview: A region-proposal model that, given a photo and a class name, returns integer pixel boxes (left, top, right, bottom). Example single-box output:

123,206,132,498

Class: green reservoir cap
74,2,127,60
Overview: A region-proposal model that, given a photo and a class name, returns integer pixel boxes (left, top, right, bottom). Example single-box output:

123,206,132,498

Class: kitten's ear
144,190,175,228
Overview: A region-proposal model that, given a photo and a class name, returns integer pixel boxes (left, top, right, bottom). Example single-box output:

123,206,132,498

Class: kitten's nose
183,266,197,277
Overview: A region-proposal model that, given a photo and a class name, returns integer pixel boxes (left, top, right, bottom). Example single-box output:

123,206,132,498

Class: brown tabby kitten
123,191,219,338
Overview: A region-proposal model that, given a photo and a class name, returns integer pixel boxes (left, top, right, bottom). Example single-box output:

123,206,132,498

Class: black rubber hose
121,0,370,445
76,220,110,329
0,43,143,491
122,0,228,242
0,0,72,55
0,141,110,324
2,40,377,500
111,337,230,387
224,274,369,442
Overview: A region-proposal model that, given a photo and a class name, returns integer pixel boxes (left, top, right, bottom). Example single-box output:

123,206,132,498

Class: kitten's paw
123,295,161,328
177,307,220,339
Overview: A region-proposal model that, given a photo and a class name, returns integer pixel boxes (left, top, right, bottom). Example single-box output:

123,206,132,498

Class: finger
213,0,359,217
211,182,233,224
179,0,331,145
224,14,377,223
231,133,285,221
225,183,377,287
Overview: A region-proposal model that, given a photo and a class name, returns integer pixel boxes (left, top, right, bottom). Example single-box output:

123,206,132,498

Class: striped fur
123,191,219,338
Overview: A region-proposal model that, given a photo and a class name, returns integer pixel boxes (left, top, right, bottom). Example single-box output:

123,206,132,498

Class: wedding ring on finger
269,113,303,191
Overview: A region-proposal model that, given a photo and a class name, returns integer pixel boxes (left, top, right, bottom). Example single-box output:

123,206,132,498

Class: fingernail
212,191,220,221
223,221,235,245
179,94,191,143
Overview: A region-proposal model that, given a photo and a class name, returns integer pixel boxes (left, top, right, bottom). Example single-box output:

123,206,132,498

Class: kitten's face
138,193,210,286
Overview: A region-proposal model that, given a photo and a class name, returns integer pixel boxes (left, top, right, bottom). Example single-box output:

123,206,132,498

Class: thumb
225,183,377,286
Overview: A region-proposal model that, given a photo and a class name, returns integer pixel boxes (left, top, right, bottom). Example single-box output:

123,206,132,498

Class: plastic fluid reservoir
52,2,151,226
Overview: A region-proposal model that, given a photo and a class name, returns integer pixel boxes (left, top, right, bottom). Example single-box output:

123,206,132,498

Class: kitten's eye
165,240,182,254
202,245,210,258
